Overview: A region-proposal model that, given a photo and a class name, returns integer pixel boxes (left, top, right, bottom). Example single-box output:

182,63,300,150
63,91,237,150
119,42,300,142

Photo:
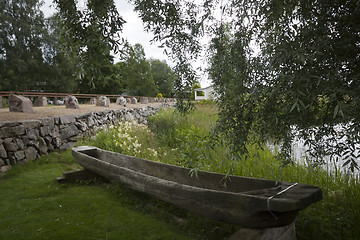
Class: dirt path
0,103,163,123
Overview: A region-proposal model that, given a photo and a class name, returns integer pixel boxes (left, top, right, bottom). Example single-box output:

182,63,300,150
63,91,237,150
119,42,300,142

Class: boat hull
72,146,322,228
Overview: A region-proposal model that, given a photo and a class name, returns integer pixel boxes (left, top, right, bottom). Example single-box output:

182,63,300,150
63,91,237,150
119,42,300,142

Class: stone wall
0,106,160,168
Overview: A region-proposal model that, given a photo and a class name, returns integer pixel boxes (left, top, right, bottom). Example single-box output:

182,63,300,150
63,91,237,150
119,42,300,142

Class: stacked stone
0,106,160,168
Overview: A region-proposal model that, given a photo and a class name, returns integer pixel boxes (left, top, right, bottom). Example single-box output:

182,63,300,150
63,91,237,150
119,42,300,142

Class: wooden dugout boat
72,146,322,229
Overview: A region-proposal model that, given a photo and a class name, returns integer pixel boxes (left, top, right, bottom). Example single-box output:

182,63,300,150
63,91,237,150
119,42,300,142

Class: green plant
156,92,164,99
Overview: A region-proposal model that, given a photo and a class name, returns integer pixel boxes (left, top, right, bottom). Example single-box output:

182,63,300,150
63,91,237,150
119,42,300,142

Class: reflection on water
268,138,360,177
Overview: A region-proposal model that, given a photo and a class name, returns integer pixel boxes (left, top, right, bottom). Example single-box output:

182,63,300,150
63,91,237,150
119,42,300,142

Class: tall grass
88,103,360,240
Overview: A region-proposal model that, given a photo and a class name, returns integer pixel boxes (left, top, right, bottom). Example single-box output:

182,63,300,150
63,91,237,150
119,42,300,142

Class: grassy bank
89,104,360,240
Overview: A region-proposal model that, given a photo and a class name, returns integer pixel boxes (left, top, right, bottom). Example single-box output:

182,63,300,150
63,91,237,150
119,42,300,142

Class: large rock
26,129,39,140
21,120,41,129
60,125,80,140
0,144,7,158
96,96,110,107
89,98,96,104
24,147,38,161
65,95,79,109
0,125,25,138
140,97,148,104
59,115,76,125
130,97,137,104
34,96,47,107
116,97,126,107
14,150,25,161
9,94,34,113
3,138,18,152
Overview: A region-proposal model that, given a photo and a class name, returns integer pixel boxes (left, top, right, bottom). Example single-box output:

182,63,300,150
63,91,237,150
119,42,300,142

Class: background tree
149,59,175,97
0,0,48,91
54,0,125,93
41,14,77,93
122,43,157,96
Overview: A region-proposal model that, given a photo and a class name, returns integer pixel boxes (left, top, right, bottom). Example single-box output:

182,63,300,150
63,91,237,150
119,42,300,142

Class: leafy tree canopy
54,0,125,92
131,0,360,170
0,0,47,91
149,59,175,97
120,43,157,97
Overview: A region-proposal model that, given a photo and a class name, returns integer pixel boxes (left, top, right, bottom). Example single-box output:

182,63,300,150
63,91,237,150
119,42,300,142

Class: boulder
96,96,110,107
65,95,79,109
34,96,47,107
130,97,137,104
9,94,34,113
89,98,96,104
140,97,148,104
116,97,127,107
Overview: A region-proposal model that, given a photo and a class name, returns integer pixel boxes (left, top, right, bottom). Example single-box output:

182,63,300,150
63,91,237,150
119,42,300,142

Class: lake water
268,137,360,177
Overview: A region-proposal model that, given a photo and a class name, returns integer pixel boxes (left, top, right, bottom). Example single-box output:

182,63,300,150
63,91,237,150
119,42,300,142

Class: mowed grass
0,150,235,240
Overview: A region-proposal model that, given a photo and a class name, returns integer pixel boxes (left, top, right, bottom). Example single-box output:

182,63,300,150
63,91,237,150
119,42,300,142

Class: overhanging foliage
132,0,360,170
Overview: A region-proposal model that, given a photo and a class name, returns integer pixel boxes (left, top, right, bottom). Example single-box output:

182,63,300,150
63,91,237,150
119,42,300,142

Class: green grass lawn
0,150,235,240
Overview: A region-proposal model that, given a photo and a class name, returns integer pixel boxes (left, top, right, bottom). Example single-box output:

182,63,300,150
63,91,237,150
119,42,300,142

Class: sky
40,0,212,88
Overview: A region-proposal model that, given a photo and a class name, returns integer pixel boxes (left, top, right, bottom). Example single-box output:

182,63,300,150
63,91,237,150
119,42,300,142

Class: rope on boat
267,182,298,221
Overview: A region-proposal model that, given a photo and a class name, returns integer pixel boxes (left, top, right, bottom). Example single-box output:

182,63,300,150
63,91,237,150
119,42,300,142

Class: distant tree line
0,0,175,97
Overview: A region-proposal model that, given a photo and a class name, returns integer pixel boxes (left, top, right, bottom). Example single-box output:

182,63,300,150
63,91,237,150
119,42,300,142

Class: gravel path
0,103,163,123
